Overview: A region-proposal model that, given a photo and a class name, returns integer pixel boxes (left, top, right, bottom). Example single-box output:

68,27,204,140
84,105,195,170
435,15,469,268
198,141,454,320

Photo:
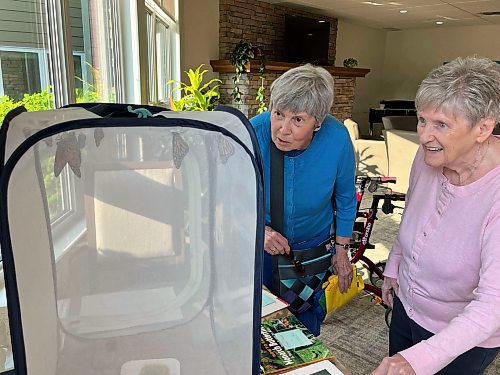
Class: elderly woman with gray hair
250,64,357,336
373,56,500,375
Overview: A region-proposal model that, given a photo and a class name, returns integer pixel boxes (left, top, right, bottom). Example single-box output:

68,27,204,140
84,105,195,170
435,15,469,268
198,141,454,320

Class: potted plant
343,58,358,68
167,64,221,111
229,40,267,113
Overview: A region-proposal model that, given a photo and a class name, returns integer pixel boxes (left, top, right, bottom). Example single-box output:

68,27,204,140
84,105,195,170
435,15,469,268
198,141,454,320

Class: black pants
390,296,499,374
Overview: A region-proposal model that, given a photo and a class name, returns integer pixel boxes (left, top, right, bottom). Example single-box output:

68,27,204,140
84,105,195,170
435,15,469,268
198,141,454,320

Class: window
70,0,122,103
0,47,89,106
145,0,178,104
0,0,52,107
0,49,42,100
0,0,179,117
155,0,176,19
156,19,173,103
0,0,124,116
0,1,180,370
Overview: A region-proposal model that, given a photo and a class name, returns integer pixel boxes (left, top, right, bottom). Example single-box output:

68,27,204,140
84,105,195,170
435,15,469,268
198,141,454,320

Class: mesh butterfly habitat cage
0,103,264,375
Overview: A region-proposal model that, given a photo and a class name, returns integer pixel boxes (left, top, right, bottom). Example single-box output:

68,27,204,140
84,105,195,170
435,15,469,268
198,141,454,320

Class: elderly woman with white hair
250,64,357,336
374,56,500,374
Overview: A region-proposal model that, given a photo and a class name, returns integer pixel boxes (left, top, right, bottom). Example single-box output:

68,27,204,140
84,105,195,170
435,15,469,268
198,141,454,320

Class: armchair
344,119,420,193
383,129,420,193
344,119,388,177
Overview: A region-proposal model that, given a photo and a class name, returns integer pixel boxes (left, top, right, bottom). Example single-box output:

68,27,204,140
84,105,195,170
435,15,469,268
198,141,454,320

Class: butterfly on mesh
172,132,189,169
217,135,234,164
94,128,104,147
54,132,86,178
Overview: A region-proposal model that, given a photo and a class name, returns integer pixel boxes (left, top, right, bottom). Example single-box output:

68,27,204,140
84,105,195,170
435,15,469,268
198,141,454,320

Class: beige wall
335,20,387,133
382,24,500,100
178,0,219,78
336,22,500,133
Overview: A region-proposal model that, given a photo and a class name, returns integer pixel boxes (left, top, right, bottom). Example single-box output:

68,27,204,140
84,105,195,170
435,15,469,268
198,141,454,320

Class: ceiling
264,0,500,30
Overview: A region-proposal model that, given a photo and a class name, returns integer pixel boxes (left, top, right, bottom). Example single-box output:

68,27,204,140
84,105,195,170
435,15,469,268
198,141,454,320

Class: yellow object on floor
323,265,364,313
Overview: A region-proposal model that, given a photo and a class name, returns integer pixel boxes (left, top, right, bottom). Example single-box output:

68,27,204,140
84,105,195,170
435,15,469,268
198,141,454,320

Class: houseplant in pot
343,58,358,68
167,64,221,111
229,40,267,113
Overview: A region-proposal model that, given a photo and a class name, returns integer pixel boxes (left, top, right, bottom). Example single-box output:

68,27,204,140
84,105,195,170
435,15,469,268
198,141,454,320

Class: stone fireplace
211,0,369,121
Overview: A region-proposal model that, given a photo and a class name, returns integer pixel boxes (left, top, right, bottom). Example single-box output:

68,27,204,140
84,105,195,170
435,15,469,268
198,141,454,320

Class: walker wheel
369,261,386,287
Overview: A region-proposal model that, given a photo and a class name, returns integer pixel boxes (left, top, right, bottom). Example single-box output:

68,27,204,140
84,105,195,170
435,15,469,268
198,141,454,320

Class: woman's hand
372,354,416,375
382,276,399,309
264,226,290,255
332,247,353,293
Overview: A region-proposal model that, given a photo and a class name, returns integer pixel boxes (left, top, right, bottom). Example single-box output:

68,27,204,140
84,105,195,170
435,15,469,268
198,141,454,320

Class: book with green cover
260,315,334,374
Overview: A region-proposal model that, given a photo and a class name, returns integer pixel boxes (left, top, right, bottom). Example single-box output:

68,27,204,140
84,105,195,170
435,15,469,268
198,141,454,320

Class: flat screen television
284,15,331,65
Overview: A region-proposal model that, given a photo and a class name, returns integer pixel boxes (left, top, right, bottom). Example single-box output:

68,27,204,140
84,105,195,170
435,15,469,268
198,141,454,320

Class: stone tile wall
219,0,338,63
219,72,356,121
218,0,357,121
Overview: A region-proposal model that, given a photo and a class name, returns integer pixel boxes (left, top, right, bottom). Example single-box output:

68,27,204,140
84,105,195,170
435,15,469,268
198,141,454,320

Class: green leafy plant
75,62,116,103
229,40,267,113
167,64,221,111
0,95,21,124
343,58,358,68
21,86,55,112
1,62,112,124
0,86,55,124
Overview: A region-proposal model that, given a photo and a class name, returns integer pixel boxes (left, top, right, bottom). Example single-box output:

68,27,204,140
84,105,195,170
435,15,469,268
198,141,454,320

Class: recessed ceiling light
399,10,408,14
436,21,444,25
363,1,383,6
318,20,326,23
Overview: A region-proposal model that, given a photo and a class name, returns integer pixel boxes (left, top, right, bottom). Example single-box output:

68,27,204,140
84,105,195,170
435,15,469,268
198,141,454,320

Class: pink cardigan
384,146,500,375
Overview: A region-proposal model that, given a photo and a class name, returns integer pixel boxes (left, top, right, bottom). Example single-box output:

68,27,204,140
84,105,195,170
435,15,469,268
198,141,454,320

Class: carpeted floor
319,293,390,374
318,193,499,374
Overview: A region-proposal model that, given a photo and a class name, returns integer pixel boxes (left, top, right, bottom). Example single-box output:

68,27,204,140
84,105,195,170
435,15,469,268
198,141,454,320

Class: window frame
0,46,50,97
144,0,179,104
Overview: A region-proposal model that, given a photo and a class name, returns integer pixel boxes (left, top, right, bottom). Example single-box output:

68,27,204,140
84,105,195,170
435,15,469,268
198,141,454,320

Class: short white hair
416,56,500,127
269,64,334,124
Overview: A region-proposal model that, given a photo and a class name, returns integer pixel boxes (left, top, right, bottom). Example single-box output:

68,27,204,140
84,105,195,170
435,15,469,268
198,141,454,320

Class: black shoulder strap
270,142,284,293
270,142,284,233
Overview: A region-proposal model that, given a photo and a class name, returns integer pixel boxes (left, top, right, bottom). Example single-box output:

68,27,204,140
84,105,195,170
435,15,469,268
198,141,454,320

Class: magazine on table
260,315,334,374
262,288,289,317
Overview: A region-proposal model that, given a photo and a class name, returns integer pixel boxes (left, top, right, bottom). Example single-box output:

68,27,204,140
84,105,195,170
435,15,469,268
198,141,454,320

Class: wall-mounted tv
284,15,331,65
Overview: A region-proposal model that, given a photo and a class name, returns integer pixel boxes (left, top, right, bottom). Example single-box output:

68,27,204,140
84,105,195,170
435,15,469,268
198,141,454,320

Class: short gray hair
415,56,500,127
269,64,334,124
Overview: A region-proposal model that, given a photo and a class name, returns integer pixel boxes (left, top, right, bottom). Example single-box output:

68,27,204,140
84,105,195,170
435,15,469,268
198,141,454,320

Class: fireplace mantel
210,60,370,78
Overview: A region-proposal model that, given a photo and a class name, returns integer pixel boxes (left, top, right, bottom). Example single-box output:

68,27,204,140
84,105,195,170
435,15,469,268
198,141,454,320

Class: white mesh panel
6,122,258,374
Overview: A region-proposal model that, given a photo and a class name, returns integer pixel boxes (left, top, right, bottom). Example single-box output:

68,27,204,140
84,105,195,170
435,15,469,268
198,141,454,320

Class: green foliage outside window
0,81,102,221
19,86,55,112
0,63,113,124
0,86,55,124
0,95,22,122
75,62,116,103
